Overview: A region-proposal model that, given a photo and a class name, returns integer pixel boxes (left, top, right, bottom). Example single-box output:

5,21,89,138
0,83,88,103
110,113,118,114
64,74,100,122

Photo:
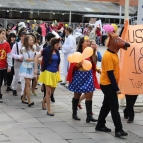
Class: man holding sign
95,29,130,137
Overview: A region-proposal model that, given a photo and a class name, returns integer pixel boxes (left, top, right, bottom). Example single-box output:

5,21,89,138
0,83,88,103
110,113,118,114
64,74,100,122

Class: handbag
22,51,33,69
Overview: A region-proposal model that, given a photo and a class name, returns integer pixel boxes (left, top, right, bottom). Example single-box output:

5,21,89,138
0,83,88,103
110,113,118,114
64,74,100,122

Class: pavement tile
58,133,90,140
68,139,97,143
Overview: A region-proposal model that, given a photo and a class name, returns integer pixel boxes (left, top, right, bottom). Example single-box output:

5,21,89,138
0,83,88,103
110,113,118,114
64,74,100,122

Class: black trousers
0,69,7,87
124,95,138,120
102,35,107,46
7,66,14,87
96,84,122,132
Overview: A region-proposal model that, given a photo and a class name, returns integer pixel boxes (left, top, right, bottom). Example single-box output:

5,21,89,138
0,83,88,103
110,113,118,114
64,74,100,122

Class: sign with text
119,24,143,94
137,0,143,24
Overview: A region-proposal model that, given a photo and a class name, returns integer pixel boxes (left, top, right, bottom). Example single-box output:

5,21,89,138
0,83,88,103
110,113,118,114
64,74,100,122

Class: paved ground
0,46,143,143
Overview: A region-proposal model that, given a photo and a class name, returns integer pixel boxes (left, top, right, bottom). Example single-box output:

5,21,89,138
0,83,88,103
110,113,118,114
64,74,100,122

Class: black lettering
138,81,143,90
129,79,135,88
135,83,139,88
135,29,143,43
138,47,143,73
128,30,135,43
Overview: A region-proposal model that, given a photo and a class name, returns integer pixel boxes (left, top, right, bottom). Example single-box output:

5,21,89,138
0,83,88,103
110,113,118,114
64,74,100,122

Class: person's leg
78,94,85,109
50,88,55,102
32,77,37,96
72,92,82,120
85,92,97,123
45,85,53,115
0,70,4,99
6,71,13,92
103,85,123,133
12,68,20,96
22,84,28,103
25,78,33,106
21,76,25,97
125,95,138,123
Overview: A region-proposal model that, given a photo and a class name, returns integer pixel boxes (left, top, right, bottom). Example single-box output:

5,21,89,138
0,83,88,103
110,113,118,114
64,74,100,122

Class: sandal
47,112,54,116
28,102,34,107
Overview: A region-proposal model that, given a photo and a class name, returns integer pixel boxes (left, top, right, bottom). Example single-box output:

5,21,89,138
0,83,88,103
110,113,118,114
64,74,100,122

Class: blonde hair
23,35,35,52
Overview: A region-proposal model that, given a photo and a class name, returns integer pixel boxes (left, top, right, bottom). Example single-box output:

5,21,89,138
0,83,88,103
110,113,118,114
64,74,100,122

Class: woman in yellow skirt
34,38,61,116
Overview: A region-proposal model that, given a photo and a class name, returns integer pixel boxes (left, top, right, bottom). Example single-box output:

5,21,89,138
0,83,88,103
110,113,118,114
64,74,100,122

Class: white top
76,28,82,34
11,41,23,60
62,34,76,54
21,47,36,61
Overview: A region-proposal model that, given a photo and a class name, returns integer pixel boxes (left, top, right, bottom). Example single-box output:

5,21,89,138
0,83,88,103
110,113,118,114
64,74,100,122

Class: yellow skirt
38,71,60,87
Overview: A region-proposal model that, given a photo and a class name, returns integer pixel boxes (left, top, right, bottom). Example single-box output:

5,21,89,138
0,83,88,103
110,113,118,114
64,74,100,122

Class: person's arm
22,49,34,62
97,51,102,62
107,70,119,92
11,43,22,60
62,37,75,53
34,53,42,74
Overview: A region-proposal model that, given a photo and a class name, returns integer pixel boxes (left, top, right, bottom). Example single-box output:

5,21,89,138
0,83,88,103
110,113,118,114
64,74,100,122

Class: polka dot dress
68,70,95,93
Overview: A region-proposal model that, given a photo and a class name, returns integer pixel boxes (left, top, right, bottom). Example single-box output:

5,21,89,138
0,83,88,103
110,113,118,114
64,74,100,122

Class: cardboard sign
119,23,143,94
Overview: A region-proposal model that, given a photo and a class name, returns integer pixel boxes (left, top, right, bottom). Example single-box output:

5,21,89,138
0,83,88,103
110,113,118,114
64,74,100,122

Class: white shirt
11,41,23,60
62,34,76,54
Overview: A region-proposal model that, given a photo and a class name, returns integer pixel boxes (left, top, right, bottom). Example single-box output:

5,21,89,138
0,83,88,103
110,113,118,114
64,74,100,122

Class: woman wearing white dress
19,35,36,107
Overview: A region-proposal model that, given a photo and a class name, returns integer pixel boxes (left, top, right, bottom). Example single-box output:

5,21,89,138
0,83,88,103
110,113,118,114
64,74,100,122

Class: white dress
19,47,36,79
62,34,76,76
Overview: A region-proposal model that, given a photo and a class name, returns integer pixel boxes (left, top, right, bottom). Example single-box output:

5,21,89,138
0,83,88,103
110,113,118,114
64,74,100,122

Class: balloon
34,19,36,23
65,24,68,27
82,60,92,70
82,47,93,59
72,52,83,63
118,94,125,99
68,54,74,63
55,20,57,23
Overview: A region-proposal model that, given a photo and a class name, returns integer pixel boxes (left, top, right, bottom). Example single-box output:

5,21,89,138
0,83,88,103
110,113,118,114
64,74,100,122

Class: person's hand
98,69,101,74
116,90,121,94
19,56,23,61
38,59,42,63
7,68,11,73
76,61,83,68
95,44,99,51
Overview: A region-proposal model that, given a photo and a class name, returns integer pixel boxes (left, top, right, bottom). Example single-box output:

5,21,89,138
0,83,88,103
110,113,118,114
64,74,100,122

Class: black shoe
51,94,55,102
18,81,21,84
85,100,98,123
13,90,17,96
95,126,111,132
127,119,133,123
0,94,3,102
115,130,128,137
28,102,34,107
60,82,66,85
72,98,81,121
6,87,13,92
21,95,27,101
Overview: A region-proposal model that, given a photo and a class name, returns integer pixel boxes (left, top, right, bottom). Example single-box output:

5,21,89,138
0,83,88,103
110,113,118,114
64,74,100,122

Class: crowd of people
0,20,138,138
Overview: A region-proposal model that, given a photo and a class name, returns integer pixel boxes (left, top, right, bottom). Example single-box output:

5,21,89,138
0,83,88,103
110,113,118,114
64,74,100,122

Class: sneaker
115,130,128,137
13,90,17,96
6,87,13,92
0,94,3,102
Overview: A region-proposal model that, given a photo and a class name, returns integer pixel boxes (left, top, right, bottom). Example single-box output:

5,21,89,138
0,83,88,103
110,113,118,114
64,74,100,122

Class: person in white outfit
60,26,76,85
11,31,26,97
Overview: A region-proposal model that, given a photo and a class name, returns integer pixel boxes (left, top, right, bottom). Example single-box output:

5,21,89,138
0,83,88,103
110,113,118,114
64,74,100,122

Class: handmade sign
119,21,143,95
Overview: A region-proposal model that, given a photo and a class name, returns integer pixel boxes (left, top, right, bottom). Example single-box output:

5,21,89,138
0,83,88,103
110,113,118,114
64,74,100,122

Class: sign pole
121,0,130,106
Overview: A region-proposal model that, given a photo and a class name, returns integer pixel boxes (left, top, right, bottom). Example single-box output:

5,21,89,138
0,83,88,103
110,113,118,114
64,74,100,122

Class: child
0,28,12,101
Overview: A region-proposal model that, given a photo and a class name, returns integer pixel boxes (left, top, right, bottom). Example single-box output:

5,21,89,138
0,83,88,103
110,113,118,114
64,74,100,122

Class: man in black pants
124,95,138,123
95,33,129,137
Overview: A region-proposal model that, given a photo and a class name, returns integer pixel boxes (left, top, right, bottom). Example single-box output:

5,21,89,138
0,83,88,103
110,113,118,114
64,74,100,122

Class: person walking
19,35,36,106
11,31,26,97
60,26,76,85
0,28,12,101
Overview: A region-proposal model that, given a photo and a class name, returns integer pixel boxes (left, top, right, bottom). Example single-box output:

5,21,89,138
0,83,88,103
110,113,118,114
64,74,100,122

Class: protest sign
119,23,143,94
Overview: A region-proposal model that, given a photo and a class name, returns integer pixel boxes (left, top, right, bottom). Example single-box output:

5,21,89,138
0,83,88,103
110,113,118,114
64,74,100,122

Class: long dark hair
49,38,60,63
77,37,84,53
7,33,16,44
